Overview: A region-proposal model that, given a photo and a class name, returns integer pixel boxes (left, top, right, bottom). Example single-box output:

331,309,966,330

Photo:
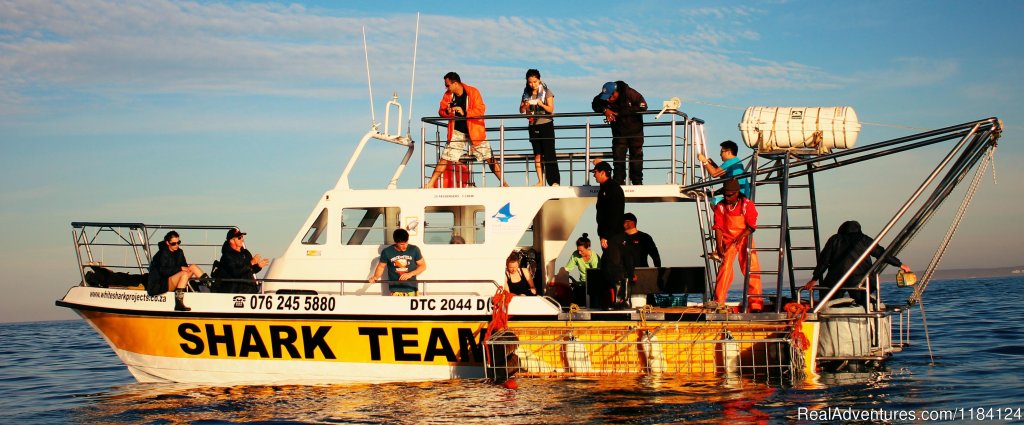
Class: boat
57,89,1002,384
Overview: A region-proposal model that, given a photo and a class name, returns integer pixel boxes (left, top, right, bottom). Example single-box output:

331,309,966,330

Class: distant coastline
926,266,1024,281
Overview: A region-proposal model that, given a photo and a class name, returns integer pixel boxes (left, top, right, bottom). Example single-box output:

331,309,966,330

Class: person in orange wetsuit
712,178,763,312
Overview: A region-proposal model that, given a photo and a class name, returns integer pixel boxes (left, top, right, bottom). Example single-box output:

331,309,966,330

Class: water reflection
67,375,808,424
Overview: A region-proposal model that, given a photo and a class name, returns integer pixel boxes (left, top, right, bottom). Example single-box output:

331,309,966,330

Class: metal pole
670,114,677,184
812,122,983,314
585,120,592,185
774,155,790,313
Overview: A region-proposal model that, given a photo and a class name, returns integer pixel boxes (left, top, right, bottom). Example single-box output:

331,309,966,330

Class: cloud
0,0,843,117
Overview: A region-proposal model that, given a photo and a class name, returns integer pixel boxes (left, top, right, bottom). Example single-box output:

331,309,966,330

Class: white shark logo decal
492,202,514,223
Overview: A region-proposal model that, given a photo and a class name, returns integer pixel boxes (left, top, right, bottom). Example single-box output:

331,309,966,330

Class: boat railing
71,222,238,288
419,109,705,188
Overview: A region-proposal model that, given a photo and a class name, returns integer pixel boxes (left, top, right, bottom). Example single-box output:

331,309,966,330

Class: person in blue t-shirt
369,229,427,293
698,140,751,201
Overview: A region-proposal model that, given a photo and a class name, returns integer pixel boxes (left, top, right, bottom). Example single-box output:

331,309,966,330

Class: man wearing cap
427,72,508,188
712,178,763,312
698,140,750,200
212,228,269,294
623,212,661,268
369,228,426,295
592,160,633,308
592,81,648,185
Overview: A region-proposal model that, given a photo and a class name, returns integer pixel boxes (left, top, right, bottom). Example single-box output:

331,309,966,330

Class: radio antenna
406,13,420,137
362,26,378,131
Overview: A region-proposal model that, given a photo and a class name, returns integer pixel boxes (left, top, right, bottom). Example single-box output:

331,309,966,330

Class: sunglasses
169,241,182,246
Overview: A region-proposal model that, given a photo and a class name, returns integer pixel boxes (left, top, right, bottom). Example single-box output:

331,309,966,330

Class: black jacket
592,81,647,135
596,178,625,240
213,241,262,293
813,221,902,289
146,241,188,295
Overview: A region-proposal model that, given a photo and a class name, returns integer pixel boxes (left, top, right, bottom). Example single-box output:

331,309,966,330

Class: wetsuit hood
838,220,862,235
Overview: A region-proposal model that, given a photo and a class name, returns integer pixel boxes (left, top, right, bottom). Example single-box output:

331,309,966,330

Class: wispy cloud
0,0,842,117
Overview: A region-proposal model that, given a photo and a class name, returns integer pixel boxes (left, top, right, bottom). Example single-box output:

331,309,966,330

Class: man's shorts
441,130,493,162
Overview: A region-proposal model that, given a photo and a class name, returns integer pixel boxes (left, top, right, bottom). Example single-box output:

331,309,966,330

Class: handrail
420,109,693,188
810,119,1000,313
72,222,239,287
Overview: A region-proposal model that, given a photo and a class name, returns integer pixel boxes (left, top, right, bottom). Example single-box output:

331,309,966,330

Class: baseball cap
591,160,612,173
623,212,637,222
226,228,247,240
598,82,617,101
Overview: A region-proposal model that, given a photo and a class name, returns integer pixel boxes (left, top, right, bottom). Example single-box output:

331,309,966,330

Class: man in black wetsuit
623,212,661,268
592,160,633,308
804,220,912,305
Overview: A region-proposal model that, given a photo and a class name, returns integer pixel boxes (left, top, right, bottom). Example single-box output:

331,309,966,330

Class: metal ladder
685,121,720,300
745,151,824,312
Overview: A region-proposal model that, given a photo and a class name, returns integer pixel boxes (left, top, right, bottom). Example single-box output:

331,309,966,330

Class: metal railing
72,222,237,288
419,110,699,188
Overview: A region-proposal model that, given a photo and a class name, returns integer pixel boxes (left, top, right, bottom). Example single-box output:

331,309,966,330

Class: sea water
2,276,1022,424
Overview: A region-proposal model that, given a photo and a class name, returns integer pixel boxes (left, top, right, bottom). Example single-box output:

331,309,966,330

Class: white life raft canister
738,106,861,153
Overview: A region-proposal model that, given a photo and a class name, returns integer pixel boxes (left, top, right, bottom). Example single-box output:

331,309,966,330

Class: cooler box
433,163,471,188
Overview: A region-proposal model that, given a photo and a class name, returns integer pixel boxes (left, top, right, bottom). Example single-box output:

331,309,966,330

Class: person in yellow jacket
427,72,507,188
712,178,763,312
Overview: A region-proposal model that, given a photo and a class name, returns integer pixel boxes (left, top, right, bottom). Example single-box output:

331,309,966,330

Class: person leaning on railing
591,81,648,185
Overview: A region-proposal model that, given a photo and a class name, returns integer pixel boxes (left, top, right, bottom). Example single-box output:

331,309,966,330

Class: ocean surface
3,276,1023,424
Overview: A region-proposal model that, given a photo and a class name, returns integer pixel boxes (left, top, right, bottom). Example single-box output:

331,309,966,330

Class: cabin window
301,208,329,245
342,207,401,245
425,205,485,244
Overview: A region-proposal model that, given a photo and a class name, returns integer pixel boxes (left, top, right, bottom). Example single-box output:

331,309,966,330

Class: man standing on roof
592,81,648,185
592,160,633,308
712,178,763,312
698,140,750,199
623,212,661,268
427,72,507,188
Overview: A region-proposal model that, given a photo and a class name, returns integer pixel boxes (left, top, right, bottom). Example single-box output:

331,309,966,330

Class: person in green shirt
565,233,601,307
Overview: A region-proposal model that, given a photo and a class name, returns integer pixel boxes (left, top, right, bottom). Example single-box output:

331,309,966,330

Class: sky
2,0,1022,323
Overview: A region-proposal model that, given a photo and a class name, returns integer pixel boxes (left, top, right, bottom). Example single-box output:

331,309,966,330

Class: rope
909,144,996,306
567,303,579,327
784,302,810,351
638,304,653,328
919,297,936,365
483,288,514,363
683,98,932,131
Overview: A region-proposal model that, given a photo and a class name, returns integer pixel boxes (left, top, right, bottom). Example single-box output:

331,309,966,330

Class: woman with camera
519,69,560,186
